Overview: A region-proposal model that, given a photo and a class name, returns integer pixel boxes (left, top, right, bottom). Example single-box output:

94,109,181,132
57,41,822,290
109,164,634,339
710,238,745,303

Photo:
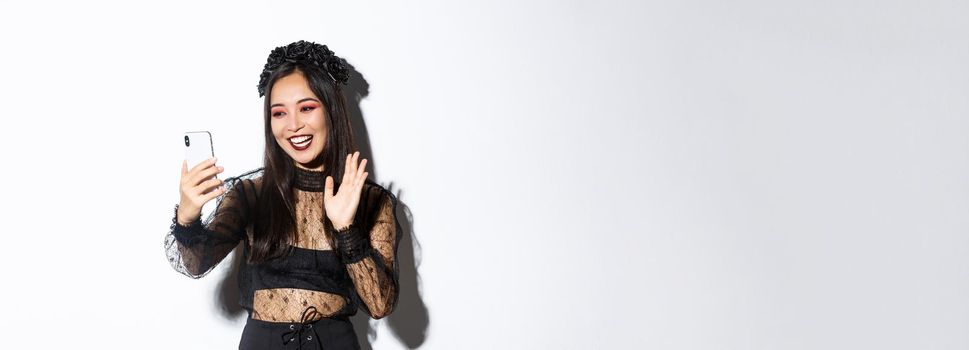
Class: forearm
166,203,242,278
346,255,397,319
334,224,398,319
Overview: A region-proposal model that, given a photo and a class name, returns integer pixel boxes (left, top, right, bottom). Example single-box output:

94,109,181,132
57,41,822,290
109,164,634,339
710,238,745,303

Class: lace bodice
164,167,401,321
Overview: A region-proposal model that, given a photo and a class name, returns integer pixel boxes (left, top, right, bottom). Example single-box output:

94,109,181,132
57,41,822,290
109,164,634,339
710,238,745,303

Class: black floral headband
257,40,350,97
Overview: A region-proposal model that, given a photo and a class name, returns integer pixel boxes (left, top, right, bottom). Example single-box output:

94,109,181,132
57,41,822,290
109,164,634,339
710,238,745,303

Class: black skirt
239,315,360,350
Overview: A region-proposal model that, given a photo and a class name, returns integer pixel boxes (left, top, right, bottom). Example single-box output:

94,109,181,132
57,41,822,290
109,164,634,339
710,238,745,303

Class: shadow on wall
213,63,430,349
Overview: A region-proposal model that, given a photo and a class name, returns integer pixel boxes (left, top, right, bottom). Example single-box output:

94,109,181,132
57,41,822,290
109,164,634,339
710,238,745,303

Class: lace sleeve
164,174,258,279
336,182,401,319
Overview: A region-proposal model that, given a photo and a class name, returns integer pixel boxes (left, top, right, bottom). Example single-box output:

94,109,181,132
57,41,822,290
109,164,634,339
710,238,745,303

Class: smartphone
184,131,216,172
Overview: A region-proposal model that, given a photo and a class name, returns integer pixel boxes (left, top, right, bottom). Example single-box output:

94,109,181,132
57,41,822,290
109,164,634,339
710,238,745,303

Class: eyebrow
270,97,321,108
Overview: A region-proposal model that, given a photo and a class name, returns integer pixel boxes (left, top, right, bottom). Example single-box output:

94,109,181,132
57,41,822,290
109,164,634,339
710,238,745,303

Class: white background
1,0,967,349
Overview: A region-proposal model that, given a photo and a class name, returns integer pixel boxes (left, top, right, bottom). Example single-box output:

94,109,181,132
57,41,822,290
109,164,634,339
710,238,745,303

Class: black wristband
334,223,371,264
170,204,205,244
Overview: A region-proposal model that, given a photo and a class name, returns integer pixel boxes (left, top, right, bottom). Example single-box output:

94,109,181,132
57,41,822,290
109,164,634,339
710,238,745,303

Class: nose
286,111,303,131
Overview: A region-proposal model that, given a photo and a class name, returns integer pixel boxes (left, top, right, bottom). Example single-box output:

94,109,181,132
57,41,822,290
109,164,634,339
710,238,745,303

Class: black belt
281,306,325,349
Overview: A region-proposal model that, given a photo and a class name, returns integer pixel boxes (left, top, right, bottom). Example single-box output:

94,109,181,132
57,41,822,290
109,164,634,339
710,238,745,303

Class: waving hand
324,151,369,230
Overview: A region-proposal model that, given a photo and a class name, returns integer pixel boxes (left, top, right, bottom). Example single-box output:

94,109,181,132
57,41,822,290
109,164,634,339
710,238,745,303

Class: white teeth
289,135,311,145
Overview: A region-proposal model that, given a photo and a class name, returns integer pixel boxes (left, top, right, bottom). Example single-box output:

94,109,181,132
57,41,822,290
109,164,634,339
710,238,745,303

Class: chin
291,150,324,167
291,155,314,165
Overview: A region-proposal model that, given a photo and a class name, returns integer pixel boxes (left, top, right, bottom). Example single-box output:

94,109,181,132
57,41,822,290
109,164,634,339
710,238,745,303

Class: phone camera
184,135,191,147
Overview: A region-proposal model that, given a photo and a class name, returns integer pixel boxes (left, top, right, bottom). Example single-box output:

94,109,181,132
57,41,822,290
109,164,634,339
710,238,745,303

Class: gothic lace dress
164,167,401,323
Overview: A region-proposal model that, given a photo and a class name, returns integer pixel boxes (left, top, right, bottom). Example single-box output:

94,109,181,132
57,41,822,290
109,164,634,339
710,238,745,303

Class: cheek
311,110,328,132
270,121,289,148
270,120,285,138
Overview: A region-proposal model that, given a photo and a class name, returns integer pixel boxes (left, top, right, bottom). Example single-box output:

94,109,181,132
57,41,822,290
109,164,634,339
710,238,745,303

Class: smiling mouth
288,135,313,150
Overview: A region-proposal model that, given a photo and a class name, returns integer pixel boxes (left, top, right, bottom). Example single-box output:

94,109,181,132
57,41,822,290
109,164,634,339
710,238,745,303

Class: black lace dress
164,166,401,349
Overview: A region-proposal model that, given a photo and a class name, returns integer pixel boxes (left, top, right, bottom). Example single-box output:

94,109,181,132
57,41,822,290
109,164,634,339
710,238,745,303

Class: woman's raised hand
177,157,225,226
324,151,369,230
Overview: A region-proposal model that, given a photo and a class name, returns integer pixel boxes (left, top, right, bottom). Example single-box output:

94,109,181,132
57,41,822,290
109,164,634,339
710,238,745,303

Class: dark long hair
249,61,355,263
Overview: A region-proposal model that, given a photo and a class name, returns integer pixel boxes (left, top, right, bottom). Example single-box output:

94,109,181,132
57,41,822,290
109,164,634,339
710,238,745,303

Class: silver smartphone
184,131,216,173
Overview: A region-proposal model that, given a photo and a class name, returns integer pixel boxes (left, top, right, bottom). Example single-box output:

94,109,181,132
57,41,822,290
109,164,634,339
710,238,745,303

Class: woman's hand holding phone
177,157,225,226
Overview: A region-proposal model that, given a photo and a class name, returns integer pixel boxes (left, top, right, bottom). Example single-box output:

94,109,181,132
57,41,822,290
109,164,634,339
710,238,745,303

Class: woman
165,40,401,350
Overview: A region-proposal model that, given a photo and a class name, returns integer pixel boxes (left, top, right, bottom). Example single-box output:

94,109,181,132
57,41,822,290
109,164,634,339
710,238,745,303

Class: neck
293,164,325,192
295,163,324,171
295,154,326,172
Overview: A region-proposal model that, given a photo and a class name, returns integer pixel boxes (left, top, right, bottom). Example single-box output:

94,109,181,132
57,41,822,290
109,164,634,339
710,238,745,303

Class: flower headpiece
257,40,350,97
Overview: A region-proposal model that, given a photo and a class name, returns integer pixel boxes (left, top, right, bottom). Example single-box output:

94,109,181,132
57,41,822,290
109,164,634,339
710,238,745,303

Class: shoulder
222,168,265,199
360,180,399,217
363,180,397,204
225,168,264,184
